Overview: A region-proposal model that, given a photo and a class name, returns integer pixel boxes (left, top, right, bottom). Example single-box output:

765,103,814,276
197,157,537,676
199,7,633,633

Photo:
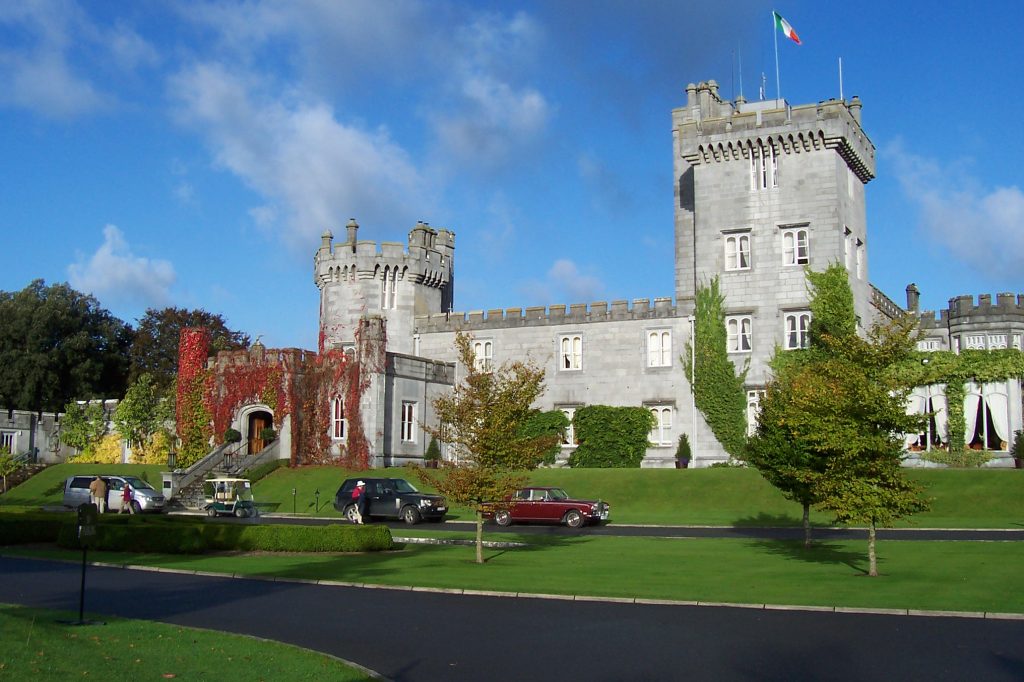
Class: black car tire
344,505,360,524
234,507,247,518
401,505,422,525
494,510,512,527
207,507,217,517
564,510,584,528
131,501,142,514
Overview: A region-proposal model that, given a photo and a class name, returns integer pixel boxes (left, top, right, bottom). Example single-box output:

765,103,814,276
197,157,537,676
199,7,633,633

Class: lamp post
292,488,296,514
314,488,320,513
167,450,177,470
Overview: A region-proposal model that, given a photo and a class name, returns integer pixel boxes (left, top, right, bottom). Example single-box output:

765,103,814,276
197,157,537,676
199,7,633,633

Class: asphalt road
2,555,1022,681
206,513,1024,542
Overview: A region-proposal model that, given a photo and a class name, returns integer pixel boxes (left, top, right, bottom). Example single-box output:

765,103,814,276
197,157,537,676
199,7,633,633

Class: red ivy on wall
176,328,213,467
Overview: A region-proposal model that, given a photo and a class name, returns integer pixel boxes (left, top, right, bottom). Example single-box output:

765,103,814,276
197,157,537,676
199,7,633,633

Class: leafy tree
518,410,569,465
0,280,131,412
0,447,21,493
419,332,556,563
684,276,748,459
746,264,929,573
568,405,655,468
113,373,171,449
746,263,861,546
59,401,109,457
129,307,250,392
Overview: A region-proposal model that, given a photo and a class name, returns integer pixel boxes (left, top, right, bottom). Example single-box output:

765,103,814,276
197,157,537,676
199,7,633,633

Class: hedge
19,516,395,552
0,513,66,545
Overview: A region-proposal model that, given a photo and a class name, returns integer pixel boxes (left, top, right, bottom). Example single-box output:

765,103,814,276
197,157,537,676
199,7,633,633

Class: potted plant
260,427,277,443
675,433,692,469
223,428,242,444
424,437,441,469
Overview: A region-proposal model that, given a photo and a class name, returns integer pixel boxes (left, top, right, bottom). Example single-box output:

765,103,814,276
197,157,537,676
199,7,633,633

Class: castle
304,80,1022,468
10,81,1020,469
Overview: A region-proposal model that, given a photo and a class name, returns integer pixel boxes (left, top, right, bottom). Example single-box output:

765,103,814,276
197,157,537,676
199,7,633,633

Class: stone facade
305,80,1023,468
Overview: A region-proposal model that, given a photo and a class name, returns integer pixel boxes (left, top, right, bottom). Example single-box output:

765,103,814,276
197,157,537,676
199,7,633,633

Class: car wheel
206,507,218,517
234,507,247,518
401,505,422,525
564,510,584,528
494,510,512,527
131,501,143,514
344,505,360,524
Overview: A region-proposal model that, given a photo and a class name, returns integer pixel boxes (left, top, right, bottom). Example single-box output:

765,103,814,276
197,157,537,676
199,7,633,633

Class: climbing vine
683,277,748,459
176,328,213,467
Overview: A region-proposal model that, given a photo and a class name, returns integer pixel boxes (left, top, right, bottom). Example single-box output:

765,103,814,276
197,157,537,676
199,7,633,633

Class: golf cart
203,477,258,518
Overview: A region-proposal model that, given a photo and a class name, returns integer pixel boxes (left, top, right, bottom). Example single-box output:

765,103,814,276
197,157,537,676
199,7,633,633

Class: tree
746,264,929,573
745,263,861,546
59,400,109,458
0,280,131,412
113,374,168,446
0,447,21,493
419,332,556,563
684,277,749,459
129,307,250,392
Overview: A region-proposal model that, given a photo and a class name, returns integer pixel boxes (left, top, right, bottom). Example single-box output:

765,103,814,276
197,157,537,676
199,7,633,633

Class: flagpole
773,11,781,101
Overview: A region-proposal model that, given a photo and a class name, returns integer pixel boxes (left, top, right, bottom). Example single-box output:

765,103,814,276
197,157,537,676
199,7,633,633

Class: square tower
673,80,875,385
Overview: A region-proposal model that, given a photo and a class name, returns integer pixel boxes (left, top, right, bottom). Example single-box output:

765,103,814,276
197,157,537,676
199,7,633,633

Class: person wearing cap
351,480,367,524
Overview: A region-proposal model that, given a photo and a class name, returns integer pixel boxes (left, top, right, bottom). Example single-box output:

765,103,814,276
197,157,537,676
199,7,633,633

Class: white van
63,475,166,513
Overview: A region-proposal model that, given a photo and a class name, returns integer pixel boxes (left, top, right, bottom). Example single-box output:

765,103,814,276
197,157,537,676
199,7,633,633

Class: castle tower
314,219,455,355
672,81,876,384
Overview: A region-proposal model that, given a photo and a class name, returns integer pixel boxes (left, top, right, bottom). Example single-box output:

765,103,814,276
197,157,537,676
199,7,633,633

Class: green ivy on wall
683,277,748,459
568,405,654,468
889,348,1024,455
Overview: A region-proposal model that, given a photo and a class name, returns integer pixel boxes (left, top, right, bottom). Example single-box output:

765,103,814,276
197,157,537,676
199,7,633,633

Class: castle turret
314,219,455,354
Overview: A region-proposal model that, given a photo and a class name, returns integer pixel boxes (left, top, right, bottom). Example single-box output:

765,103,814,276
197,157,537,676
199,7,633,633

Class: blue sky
2,1,1022,350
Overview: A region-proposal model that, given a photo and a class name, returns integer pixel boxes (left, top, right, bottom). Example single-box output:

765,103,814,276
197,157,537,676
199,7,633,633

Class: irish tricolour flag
773,11,801,45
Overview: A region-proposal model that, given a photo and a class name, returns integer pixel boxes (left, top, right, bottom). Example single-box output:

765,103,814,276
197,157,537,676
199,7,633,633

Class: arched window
331,397,346,440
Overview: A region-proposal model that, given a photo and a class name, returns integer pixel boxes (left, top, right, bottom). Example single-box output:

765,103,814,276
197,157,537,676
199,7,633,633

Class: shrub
569,406,654,468
259,427,277,443
675,433,692,462
0,513,66,544
518,410,569,465
224,428,242,444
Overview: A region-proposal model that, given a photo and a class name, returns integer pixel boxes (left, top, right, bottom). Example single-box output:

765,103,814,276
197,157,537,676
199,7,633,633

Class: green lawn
0,603,374,680
10,532,1024,614
5,463,1023,528
0,463,166,509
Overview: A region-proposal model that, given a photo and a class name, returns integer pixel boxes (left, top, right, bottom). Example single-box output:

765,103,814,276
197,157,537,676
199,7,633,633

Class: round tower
314,219,455,355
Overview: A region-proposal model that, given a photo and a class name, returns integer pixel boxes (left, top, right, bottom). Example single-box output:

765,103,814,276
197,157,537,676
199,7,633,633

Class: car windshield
547,488,569,500
392,479,419,494
122,477,154,491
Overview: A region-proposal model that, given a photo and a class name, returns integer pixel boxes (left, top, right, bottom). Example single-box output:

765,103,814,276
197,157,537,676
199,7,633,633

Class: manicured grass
10,533,1024,614
7,464,1023,529
0,603,374,680
0,463,166,509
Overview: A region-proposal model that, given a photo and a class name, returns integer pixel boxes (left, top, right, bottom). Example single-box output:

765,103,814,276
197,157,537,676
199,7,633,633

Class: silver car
63,475,166,513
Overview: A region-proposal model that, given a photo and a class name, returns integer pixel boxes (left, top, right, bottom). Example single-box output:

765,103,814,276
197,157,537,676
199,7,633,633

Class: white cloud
0,1,158,119
68,225,176,308
887,141,1024,279
520,259,604,304
169,62,431,250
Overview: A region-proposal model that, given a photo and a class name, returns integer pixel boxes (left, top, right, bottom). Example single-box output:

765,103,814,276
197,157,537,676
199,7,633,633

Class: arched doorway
246,410,274,455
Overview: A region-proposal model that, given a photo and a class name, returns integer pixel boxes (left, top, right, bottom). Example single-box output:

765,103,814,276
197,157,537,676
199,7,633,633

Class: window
472,340,493,372
381,267,397,309
784,312,811,350
746,390,764,437
0,431,15,454
1013,334,1022,351
781,228,809,266
726,315,752,353
964,335,986,350
560,408,577,447
750,141,778,190
988,334,1008,350
560,335,582,371
965,382,1011,451
905,386,947,452
647,330,672,367
330,397,346,440
401,401,417,443
724,233,751,271
649,406,673,446
916,339,941,352
843,227,852,269
855,239,865,280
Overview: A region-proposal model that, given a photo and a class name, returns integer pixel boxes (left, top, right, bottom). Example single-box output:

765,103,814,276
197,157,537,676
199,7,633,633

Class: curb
17,553,1019,622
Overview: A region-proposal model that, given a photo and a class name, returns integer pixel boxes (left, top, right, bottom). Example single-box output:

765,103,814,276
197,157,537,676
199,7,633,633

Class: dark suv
333,478,447,525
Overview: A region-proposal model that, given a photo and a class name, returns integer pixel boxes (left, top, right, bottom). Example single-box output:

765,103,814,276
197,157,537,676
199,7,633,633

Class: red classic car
485,487,610,528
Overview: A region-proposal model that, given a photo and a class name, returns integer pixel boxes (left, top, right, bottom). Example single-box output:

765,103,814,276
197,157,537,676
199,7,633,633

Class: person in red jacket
351,481,367,524
120,483,135,514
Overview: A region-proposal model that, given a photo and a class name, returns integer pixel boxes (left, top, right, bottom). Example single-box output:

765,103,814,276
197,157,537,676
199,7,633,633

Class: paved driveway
2,556,1022,681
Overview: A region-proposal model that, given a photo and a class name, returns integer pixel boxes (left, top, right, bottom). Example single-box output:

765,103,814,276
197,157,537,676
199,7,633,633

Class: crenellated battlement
415,297,679,333
206,345,316,372
946,293,1024,320
674,81,875,183
313,218,454,291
